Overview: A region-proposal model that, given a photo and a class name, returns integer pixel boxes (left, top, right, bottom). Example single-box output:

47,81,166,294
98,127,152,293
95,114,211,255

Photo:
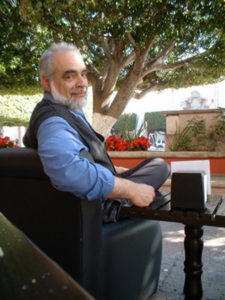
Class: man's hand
107,177,155,207
114,166,129,174
128,183,155,207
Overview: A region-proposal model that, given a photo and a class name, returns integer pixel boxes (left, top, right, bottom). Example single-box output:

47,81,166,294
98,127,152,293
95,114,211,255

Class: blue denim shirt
37,93,114,200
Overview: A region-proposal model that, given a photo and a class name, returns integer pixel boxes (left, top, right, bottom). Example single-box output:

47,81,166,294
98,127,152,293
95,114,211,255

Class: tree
1,0,225,136
144,112,166,134
112,113,138,135
0,0,49,89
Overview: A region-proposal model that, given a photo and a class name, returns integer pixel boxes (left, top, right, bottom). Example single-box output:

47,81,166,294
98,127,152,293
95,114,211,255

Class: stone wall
161,109,221,151
109,151,225,174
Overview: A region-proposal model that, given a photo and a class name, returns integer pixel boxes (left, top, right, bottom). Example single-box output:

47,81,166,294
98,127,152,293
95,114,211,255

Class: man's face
47,50,88,110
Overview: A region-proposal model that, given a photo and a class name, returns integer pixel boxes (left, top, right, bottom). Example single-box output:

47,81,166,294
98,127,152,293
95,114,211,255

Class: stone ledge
160,108,219,115
108,151,225,158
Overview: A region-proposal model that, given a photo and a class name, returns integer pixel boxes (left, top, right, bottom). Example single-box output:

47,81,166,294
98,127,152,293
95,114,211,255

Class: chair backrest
0,147,102,297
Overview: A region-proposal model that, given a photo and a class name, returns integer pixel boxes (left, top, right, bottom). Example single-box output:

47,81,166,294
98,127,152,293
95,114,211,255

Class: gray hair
39,42,81,79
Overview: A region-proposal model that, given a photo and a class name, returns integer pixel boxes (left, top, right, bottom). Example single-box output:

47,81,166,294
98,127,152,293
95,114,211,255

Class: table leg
183,225,203,300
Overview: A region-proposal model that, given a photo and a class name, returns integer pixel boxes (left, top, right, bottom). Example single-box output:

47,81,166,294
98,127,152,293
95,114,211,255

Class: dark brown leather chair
0,147,162,300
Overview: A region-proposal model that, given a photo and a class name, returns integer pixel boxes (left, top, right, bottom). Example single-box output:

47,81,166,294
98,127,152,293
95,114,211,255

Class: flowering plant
105,134,151,151
0,136,18,148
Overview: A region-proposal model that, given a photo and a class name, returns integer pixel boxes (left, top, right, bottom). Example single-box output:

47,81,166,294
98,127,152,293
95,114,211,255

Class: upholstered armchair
0,147,162,300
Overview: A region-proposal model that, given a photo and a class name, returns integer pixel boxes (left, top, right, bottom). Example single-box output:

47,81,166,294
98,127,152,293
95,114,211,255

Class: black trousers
103,157,170,223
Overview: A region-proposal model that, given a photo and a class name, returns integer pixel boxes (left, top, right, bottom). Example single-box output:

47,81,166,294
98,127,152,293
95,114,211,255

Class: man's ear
40,76,51,93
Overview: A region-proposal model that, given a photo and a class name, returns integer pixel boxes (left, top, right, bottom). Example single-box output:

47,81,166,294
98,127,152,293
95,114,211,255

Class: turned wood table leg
183,225,204,300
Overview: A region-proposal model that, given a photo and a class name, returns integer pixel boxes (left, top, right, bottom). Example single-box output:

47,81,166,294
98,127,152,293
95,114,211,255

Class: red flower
105,135,151,151
0,136,19,148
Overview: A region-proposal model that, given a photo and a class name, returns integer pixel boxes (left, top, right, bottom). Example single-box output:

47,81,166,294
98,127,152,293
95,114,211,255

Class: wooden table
119,195,225,300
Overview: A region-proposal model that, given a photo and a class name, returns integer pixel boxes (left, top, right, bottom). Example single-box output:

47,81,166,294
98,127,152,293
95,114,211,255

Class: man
24,42,170,222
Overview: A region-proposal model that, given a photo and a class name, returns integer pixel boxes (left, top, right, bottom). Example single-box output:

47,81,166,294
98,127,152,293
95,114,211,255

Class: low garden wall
109,151,225,174
161,108,225,151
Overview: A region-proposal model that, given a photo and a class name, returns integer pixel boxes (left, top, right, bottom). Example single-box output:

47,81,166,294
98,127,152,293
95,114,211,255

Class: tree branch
142,37,155,56
121,52,136,68
126,32,137,48
86,63,99,75
101,59,123,100
133,82,165,99
100,61,110,80
156,56,195,72
133,86,156,99
143,40,176,75
69,21,84,49
143,51,196,76
101,37,113,59
156,39,176,64
100,40,125,100
85,40,105,59
42,19,63,35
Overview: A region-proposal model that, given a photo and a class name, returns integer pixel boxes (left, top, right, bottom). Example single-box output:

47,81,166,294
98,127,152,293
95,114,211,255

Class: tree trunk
91,71,142,136
0,127,4,137
18,126,22,146
89,41,156,136
92,112,117,137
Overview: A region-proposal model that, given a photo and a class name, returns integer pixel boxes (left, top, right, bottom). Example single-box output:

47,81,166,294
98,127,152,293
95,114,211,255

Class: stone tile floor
150,194,225,300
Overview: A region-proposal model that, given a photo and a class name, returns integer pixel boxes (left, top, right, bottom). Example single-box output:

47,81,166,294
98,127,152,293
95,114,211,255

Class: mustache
70,88,87,95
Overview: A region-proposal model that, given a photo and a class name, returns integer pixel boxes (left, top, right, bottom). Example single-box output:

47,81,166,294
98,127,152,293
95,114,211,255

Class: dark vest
23,98,116,174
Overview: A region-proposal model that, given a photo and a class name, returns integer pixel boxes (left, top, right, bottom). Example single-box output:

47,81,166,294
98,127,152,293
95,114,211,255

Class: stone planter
161,109,221,151
109,151,225,175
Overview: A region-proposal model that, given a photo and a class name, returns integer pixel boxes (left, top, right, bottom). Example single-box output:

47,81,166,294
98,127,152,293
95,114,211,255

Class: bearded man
24,42,170,222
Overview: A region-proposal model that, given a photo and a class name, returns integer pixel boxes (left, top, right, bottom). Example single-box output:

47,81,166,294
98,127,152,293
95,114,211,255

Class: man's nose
76,74,87,87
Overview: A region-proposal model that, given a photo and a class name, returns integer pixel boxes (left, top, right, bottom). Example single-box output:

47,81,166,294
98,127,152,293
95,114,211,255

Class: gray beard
50,81,87,111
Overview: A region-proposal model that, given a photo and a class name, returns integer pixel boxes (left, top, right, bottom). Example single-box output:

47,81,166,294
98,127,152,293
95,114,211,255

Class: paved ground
150,194,225,300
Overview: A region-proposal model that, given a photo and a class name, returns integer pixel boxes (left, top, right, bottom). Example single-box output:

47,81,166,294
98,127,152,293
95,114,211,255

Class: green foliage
169,124,193,151
169,110,225,151
0,0,52,87
187,118,206,137
214,108,225,137
112,113,138,138
1,0,225,135
209,108,225,150
144,112,166,134
0,86,42,96
0,85,93,126
169,118,208,151
1,0,225,90
0,93,41,126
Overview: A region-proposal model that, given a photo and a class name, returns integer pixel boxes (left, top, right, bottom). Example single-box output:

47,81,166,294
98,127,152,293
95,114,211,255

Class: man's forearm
107,177,155,207
107,177,135,200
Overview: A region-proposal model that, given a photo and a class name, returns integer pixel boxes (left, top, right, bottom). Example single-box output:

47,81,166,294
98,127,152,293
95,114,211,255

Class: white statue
180,91,214,110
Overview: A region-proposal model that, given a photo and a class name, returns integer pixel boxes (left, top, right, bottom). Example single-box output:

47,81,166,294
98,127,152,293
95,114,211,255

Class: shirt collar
43,92,55,102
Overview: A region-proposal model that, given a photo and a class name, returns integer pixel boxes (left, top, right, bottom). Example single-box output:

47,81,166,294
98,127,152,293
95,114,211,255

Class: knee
154,158,170,178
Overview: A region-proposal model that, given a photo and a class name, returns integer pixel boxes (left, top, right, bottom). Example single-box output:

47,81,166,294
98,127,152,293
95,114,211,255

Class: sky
124,79,225,121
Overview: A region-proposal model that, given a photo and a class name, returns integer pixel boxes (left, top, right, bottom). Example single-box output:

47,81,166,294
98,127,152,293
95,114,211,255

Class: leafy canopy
1,0,225,134
0,0,50,88
1,0,225,91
